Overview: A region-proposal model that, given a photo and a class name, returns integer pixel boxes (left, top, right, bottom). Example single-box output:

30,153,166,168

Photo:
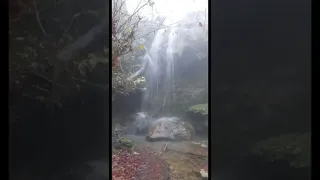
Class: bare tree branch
57,15,109,61
33,0,47,35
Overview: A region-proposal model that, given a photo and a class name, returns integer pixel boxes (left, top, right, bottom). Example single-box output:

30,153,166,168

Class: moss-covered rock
187,103,208,115
119,137,134,148
186,103,208,135
251,133,311,168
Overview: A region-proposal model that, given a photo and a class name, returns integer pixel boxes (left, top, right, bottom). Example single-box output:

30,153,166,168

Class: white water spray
125,0,208,114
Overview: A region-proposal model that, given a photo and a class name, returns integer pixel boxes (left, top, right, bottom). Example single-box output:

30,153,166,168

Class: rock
186,104,208,135
119,137,134,148
126,112,152,135
133,151,139,155
201,143,208,148
200,169,208,179
112,123,127,144
146,117,195,141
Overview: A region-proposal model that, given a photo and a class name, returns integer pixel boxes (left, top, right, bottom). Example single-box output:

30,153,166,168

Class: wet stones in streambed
146,117,195,141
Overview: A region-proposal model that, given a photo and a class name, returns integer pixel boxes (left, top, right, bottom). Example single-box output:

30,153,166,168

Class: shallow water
126,135,208,180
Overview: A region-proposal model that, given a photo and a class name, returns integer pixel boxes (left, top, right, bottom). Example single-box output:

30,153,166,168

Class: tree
9,0,109,121
111,0,168,99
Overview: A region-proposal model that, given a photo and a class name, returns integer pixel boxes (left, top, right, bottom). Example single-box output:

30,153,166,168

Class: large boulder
186,103,208,134
146,117,195,141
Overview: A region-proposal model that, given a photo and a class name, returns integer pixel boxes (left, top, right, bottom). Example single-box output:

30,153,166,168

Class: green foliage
187,104,208,115
78,54,109,76
252,133,311,168
9,0,109,117
112,71,145,101
133,76,146,86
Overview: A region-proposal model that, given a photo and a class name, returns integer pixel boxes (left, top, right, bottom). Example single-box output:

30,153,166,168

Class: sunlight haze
126,0,208,25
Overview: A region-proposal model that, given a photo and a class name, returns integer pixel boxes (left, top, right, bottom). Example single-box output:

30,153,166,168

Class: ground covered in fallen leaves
112,147,170,180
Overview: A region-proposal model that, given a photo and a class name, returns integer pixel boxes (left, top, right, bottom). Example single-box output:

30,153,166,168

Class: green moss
252,133,311,168
187,104,208,115
119,137,134,148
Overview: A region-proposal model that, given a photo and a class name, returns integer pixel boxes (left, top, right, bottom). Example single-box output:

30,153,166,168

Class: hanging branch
33,0,47,35
57,15,109,61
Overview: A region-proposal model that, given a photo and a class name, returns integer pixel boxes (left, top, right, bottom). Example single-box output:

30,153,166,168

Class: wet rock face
126,112,152,135
186,104,208,135
112,123,127,146
146,117,195,141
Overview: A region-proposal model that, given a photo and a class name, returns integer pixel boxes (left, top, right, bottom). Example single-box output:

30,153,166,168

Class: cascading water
113,1,209,179
165,28,176,106
141,27,177,114
124,0,208,117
